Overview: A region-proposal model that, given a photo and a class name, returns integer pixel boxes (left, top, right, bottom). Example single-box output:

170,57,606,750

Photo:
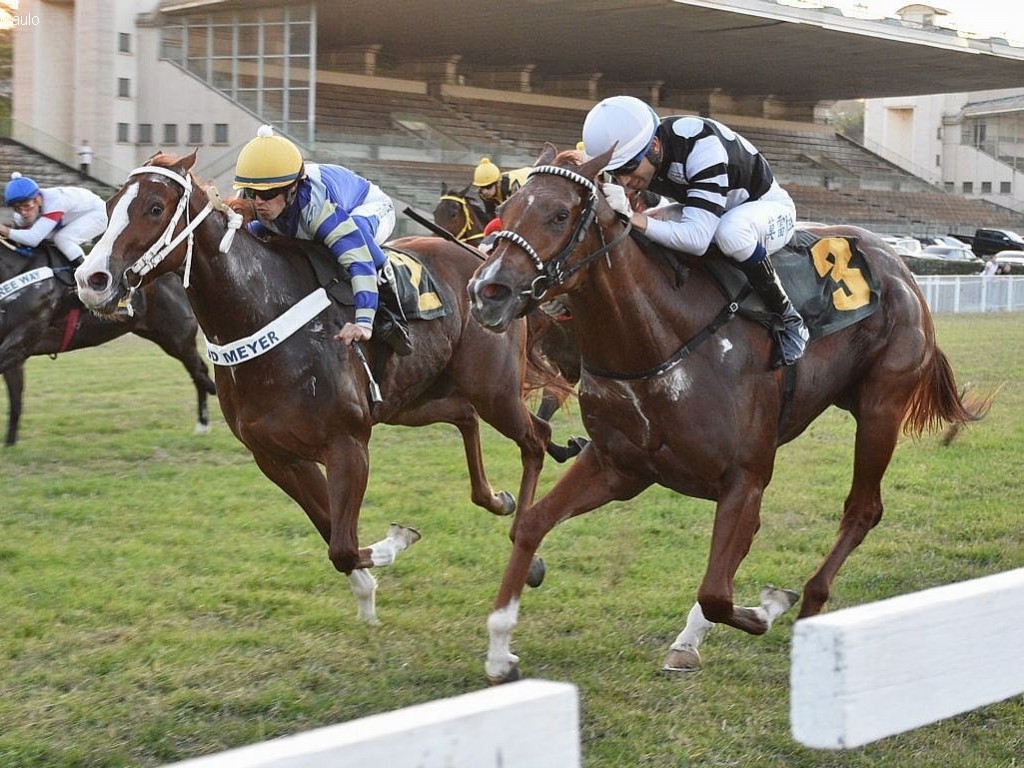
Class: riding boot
375,267,413,356
738,253,809,368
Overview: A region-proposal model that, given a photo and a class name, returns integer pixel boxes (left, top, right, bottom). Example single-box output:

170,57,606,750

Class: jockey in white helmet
582,95,808,368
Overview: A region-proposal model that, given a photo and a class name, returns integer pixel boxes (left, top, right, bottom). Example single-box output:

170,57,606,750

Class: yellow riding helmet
234,125,304,191
473,157,501,187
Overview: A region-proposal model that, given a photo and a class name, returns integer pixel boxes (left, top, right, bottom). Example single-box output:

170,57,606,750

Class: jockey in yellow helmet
471,157,531,220
234,125,409,354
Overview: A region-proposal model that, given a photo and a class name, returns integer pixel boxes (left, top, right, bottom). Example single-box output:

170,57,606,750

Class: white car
993,250,1024,268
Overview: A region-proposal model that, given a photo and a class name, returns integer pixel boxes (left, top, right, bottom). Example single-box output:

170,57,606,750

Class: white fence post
790,568,1024,750
161,679,580,768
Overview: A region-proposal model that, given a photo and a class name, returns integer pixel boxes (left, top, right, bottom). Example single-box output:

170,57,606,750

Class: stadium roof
157,0,1024,104
318,0,1024,103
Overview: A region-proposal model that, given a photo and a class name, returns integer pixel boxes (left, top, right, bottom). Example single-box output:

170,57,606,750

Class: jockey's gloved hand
601,183,632,218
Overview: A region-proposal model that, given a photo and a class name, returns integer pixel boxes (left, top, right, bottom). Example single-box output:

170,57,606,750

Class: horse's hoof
661,647,701,673
486,663,522,686
526,556,546,588
761,585,799,610
194,422,211,435
491,490,516,516
568,436,589,454
388,522,422,546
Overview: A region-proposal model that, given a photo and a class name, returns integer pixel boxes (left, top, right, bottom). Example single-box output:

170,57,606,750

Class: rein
494,163,746,381
439,194,486,244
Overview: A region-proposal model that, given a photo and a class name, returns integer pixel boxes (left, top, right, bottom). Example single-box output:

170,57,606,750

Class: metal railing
914,274,1024,313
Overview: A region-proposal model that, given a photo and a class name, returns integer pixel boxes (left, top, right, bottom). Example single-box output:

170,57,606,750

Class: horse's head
433,184,487,244
77,150,205,315
468,143,620,331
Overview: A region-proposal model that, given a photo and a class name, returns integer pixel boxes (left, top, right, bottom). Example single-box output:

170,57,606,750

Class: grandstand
6,1,1024,239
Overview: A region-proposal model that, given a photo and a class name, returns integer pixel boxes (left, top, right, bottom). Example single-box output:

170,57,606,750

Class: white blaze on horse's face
77,181,140,306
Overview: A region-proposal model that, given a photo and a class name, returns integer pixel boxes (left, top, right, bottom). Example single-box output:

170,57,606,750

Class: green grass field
1,313,1022,767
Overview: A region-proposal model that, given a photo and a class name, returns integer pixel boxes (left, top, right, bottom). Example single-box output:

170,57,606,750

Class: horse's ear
459,185,472,197
580,148,613,182
181,149,199,173
535,143,557,166
441,181,449,195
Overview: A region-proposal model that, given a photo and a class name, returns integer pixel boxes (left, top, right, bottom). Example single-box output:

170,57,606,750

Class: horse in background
433,183,585,461
76,151,553,622
467,144,991,683
0,238,215,446
432,183,490,247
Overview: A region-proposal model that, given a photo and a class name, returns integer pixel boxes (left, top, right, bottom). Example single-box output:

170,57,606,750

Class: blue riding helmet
5,173,41,206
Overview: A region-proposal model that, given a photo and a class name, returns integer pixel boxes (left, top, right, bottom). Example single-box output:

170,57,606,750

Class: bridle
119,165,241,292
491,164,747,382
438,193,486,244
488,165,632,304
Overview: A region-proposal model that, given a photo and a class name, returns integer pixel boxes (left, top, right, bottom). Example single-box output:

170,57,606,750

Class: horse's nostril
481,282,508,301
87,272,111,292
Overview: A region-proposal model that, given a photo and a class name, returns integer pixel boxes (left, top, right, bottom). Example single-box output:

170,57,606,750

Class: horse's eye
553,209,569,224
149,203,164,216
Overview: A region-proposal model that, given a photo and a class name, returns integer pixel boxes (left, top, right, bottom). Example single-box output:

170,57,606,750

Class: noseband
120,166,241,291
489,165,632,302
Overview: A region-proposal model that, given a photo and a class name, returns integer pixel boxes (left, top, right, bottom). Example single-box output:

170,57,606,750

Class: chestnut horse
467,145,988,682
433,183,585,450
0,239,215,446
75,152,551,622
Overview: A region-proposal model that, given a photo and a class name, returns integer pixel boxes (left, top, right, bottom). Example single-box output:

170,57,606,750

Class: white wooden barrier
791,567,1024,749
164,679,579,768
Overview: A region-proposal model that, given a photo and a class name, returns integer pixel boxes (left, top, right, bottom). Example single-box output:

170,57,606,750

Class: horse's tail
902,347,995,438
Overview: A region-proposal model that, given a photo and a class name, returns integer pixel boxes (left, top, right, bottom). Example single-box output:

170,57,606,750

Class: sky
824,0,1024,44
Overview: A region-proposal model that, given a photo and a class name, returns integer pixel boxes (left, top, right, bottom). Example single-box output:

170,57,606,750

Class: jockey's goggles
610,135,655,176
241,186,287,202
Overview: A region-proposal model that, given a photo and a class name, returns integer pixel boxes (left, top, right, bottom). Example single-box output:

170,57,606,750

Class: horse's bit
488,165,632,304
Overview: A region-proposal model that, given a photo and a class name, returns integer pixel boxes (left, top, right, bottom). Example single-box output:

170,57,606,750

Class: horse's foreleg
695,473,799,637
3,363,25,447
487,446,648,684
799,404,901,618
390,396,517,516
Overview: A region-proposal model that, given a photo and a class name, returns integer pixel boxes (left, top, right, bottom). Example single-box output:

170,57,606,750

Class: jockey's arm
3,213,59,247
637,200,719,256
313,202,380,330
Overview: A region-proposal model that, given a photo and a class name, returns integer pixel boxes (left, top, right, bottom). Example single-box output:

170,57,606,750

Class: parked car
922,238,980,263
993,250,1024,269
948,228,1024,257
881,236,924,258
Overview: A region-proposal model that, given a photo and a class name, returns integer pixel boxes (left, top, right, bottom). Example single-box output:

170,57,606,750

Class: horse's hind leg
134,327,217,433
799,400,905,618
3,363,26,447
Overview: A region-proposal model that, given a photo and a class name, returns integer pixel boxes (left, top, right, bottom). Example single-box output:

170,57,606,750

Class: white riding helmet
582,96,660,172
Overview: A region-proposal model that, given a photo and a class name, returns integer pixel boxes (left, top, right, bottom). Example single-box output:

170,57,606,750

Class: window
117,123,130,143
118,78,130,98
214,123,228,144
935,154,941,167
137,124,153,145
1001,181,1012,194
188,123,203,145
981,181,992,194
943,182,955,193
118,33,131,53
163,124,178,145
962,181,973,194
936,126,942,140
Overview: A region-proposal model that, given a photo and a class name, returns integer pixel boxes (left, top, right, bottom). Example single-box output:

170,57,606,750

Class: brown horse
0,239,215,446
433,183,585,456
75,151,551,622
467,145,989,683
432,183,491,247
